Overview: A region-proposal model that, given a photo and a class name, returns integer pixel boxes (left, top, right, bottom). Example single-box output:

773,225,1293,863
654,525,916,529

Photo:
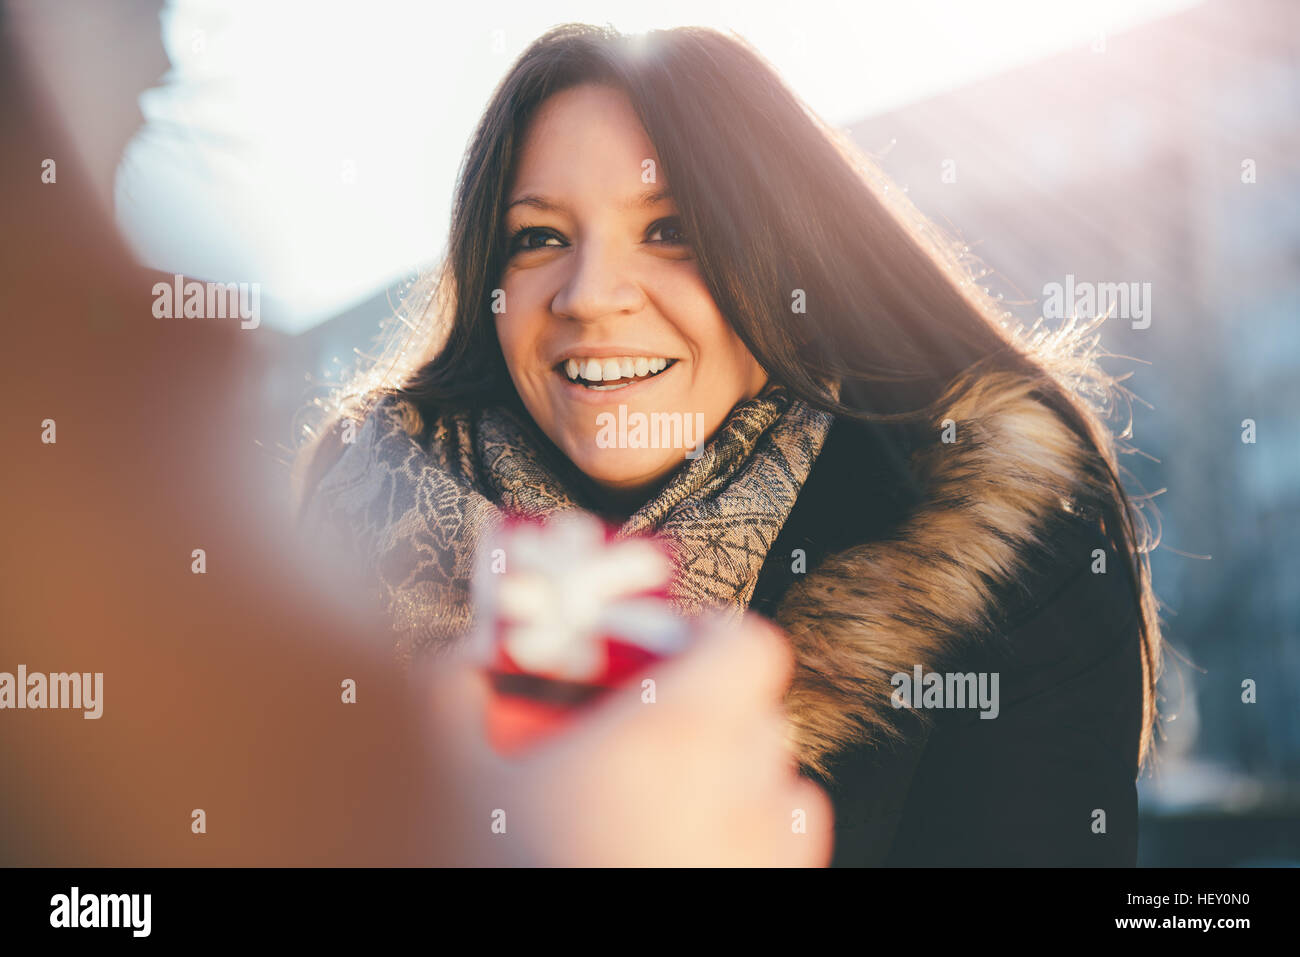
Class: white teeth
563,356,673,385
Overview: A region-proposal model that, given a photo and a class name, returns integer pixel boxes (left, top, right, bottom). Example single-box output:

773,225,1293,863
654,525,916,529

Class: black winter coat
750,396,1146,867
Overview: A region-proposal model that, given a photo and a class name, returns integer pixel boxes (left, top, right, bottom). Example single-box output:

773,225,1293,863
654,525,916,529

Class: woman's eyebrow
505,188,674,214
625,187,674,210
506,194,563,213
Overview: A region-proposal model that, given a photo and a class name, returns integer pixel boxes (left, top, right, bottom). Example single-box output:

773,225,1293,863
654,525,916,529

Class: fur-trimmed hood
774,370,1111,779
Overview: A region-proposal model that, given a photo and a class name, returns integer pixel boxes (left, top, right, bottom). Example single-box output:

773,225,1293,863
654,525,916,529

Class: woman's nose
550,238,646,323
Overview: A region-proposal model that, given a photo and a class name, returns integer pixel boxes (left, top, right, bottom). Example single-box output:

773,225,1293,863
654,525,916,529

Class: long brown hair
295,23,1163,767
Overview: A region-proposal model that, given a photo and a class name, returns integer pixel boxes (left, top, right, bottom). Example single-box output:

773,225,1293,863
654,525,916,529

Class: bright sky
114,0,1200,332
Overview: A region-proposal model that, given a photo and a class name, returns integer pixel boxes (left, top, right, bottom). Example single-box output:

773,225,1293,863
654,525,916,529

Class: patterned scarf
305,385,835,663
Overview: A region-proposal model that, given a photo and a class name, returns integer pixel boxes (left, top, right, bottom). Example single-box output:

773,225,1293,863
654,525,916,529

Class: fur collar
775,370,1105,779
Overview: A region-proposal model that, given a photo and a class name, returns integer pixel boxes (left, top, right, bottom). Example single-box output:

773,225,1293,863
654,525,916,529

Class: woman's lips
558,355,675,384
553,358,680,402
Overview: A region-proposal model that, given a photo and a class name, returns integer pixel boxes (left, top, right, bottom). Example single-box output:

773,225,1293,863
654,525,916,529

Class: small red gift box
475,513,688,754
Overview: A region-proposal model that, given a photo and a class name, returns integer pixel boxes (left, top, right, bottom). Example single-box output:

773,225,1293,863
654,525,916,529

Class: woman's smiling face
495,83,768,500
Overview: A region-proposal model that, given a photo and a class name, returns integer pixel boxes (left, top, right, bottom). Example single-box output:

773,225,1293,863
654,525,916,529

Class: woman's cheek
495,291,544,388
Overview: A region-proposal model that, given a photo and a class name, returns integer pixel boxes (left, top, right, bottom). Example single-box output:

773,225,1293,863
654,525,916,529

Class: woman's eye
647,217,688,245
508,227,565,253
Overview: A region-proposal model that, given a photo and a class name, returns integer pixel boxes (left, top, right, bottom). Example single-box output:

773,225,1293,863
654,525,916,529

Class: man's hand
422,612,834,866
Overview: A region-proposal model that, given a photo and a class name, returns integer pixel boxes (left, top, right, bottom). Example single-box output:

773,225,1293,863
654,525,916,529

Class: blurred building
847,0,1300,864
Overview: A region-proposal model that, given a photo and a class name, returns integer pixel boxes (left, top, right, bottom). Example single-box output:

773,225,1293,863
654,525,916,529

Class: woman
296,23,1162,866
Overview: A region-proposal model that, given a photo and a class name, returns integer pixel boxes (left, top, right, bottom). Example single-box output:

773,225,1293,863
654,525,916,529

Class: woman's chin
563,445,689,497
